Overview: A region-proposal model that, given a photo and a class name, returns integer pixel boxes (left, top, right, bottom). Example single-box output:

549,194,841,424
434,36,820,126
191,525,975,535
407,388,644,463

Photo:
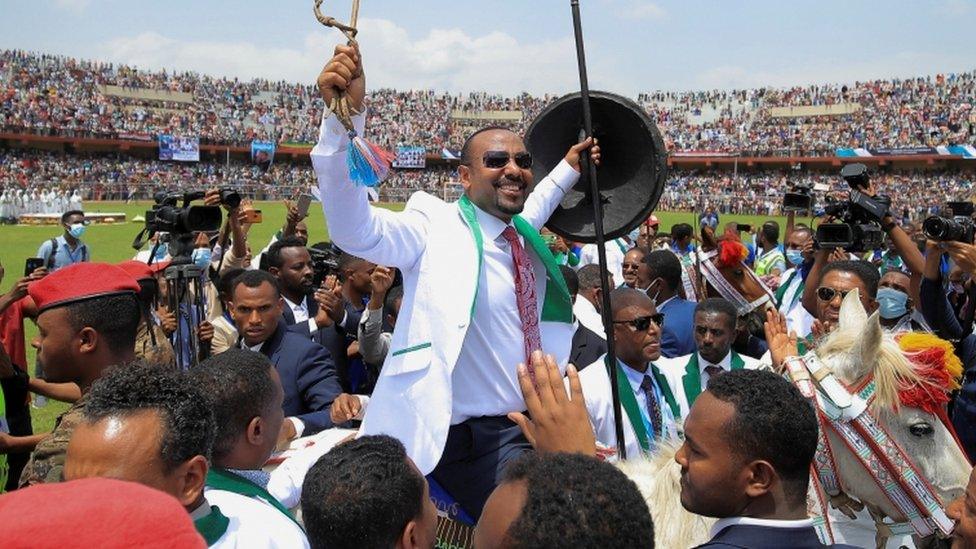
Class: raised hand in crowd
508,351,596,456
0,266,46,314
197,321,214,344
313,275,345,327
317,43,365,112
944,241,976,275
369,266,394,298
764,308,798,372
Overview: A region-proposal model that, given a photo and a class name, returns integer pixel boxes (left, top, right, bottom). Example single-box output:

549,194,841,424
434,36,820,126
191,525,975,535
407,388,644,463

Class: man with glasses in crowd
312,44,599,518
577,288,680,459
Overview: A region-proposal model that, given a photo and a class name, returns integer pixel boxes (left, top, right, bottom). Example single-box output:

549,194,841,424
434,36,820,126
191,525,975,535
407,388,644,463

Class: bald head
610,288,653,316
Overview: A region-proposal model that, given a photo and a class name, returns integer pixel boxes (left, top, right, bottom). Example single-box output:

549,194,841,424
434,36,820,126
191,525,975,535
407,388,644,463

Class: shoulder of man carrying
29,262,140,314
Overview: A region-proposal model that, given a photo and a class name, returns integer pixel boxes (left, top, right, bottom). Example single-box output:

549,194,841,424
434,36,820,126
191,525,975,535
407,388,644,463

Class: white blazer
311,113,578,474
576,356,680,459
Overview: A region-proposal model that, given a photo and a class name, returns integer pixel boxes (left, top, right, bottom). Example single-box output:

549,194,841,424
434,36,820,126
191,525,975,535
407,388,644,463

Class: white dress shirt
572,296,606,339
578,239,628,284
709,516,814,539
282,295,321,334
698,350,733,393
451,203,538,424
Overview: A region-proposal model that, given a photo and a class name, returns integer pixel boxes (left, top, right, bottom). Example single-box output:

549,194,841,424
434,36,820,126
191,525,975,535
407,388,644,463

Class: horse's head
700,233,774,334
816,291,970,524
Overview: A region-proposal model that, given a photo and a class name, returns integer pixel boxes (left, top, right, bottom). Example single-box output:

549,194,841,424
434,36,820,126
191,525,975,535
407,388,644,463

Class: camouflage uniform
19,398,86,487
135,321,176,369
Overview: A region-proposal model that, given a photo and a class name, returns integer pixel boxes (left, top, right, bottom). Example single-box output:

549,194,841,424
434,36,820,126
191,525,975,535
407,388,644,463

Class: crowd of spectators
2,147,972,218
4,49,974,157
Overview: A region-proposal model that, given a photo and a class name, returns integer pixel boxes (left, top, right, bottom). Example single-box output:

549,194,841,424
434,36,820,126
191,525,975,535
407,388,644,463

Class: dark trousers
430,416,533,519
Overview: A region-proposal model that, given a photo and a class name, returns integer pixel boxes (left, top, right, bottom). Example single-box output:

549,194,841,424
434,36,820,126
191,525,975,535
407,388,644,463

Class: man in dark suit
266,237,356,391
229,269,350,442
560,265,607,369
676,370,856,548
645,250,697,358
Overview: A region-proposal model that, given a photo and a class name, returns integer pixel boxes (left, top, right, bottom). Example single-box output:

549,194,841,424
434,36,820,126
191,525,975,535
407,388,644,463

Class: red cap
646,215,660,227
148,260,172,275
117,260,155,281
29,263,140,314
0,478,206,548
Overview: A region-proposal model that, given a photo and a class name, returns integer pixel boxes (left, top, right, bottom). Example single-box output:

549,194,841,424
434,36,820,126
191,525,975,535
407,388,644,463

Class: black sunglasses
613,313,665,332
483,150,533,170
816,287,852,302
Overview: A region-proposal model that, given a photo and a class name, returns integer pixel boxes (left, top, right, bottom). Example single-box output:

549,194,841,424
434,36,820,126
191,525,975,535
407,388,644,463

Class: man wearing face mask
776,227,815,338
877,269,930,333
37,210,90,271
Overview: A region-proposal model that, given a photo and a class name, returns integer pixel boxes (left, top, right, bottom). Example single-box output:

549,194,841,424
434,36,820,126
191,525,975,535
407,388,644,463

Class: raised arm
311,45,429,270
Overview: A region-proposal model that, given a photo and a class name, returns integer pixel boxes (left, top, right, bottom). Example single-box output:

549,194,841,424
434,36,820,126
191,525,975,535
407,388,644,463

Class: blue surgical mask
628,228,641,242
68,223,86,239
786,249,804,267
191,247,212,269
876,287,909,320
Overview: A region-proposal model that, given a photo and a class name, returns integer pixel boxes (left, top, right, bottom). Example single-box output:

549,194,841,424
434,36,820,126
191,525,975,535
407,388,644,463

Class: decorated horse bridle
783,353,956,545
697,249,776,317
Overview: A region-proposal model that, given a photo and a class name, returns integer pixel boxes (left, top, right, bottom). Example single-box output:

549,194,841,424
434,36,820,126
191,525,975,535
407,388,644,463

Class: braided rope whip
314,0,361,132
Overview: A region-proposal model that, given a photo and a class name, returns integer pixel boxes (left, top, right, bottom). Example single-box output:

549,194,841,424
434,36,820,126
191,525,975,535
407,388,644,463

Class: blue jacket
697,523,857,548
659,297,697,358
920,277,976,461
257,319,343,434
281,293,356,391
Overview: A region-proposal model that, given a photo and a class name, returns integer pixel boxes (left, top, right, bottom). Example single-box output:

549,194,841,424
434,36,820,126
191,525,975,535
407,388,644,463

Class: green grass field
0,200,791,434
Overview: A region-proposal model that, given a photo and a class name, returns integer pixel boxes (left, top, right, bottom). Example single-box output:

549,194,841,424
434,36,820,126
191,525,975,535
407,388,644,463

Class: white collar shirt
698,350,732,392
282,295,310,323
709,517,814,539
451,203,533,424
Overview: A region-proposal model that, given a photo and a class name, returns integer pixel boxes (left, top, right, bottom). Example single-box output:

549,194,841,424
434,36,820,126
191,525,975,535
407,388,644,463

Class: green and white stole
611,357,679,453
457,195,573,324
206,468,302,529
682,352,746,407
774,270,804,310
194,505,230,545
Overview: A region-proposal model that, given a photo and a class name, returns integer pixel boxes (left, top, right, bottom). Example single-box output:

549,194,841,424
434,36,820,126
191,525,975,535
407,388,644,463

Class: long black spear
570,0,627,460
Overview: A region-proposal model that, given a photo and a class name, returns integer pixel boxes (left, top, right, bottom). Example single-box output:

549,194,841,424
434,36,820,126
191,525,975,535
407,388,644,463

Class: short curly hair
83,361,215,472
707,369,818,506
301,435,424,549
500,453,654,548
188,349,277,463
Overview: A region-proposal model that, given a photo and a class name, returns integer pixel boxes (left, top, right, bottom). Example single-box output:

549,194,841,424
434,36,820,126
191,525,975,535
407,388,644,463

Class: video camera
814,164,891,253
783,182,814,212
923,201,976,243
308,243,342,288
137,187,241,261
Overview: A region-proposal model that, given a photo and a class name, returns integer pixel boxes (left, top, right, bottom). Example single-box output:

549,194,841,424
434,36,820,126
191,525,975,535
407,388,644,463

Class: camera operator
920,238,976,460
801,169,924,334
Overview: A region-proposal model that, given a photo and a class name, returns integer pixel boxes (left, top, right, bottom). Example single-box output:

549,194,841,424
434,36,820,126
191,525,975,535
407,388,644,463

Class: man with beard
19,263,140,486
312,44,599,517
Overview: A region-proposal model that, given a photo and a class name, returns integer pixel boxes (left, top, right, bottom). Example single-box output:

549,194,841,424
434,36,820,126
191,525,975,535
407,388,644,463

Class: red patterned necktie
501,226,543,371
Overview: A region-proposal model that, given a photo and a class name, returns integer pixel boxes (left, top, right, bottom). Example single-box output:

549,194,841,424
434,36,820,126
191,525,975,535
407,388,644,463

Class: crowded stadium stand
1,49,974,215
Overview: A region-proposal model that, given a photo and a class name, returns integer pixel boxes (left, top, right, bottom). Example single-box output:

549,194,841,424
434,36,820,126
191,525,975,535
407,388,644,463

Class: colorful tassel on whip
347,131,395,187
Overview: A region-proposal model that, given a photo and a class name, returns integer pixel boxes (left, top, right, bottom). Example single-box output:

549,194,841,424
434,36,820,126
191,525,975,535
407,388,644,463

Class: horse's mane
817,328,962,414
715,236,748,268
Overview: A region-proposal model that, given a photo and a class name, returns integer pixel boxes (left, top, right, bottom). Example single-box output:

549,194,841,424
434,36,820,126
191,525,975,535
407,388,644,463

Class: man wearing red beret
18,262,141,487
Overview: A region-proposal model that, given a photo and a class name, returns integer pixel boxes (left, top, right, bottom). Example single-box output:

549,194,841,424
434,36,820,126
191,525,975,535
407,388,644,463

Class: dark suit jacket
282,294,354,391
920,277,976,461
570,325,607,371
659,297,697,358
257,319,342,434
697,523,858,549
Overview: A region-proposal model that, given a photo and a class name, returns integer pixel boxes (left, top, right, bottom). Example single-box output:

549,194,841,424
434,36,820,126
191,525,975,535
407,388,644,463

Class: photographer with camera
920,236,976,460
801,164,924,335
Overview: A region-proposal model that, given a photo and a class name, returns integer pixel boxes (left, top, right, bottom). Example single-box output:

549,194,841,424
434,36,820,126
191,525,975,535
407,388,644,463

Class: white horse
619,290,969,549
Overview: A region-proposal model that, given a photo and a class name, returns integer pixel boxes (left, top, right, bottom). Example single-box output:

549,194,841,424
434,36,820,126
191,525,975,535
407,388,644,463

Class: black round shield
525,91,668,243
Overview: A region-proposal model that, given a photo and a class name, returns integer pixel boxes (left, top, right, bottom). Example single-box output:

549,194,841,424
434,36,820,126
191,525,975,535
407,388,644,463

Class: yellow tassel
897,332,963,390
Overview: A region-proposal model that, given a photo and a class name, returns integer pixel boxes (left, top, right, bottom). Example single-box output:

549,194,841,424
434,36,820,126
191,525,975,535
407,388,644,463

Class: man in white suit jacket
311,45,599,517
577,288,681,459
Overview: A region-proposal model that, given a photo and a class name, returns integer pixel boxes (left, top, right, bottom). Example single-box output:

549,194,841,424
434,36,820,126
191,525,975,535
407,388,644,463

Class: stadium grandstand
1,49,974,216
